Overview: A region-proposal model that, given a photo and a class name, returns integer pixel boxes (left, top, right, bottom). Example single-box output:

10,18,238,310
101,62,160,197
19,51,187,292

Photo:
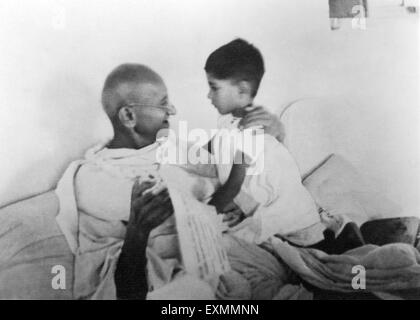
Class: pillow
303,154,403,226
0,191,74,299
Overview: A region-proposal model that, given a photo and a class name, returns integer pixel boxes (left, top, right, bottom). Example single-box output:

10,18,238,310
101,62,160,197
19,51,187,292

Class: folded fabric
147,275,215,300
273,284,313,300
223,235,293,300
268,237,420,299
216,270,252,300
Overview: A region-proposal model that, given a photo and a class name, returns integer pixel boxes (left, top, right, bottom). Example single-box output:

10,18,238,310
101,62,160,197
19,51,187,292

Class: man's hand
115,180,173,300
127,180,174,239
221,201,245,228
238,105,286,142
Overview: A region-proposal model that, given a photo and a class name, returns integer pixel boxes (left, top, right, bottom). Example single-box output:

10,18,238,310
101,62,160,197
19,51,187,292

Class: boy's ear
238,80,252,96
118,106,137,129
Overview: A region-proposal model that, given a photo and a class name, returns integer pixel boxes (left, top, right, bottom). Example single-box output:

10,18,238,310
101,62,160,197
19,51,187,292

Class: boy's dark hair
205,38,265,97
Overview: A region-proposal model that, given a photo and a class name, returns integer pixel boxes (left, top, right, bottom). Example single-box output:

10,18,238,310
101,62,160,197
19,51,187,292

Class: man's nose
207,90,212,100
166,103,177,115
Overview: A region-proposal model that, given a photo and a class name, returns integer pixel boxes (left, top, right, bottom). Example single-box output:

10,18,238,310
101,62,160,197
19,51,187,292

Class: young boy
205,39,325,246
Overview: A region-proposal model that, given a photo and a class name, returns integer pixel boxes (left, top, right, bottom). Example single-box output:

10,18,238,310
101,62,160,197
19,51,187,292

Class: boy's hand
239,105,286,142
127,180,174,239
221,201,245,228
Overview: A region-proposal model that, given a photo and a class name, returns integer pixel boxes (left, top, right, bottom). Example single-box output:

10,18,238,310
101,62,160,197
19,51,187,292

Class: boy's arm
208,151,249,212
182,138,217,178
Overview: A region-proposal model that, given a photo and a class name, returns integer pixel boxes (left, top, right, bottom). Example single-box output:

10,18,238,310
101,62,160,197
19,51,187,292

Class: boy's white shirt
214,113,324,245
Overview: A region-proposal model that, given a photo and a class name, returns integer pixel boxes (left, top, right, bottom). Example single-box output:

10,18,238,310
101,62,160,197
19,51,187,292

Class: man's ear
118,106,137,129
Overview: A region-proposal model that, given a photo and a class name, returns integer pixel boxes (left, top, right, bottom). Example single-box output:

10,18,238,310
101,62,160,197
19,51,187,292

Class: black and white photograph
0,0,419,303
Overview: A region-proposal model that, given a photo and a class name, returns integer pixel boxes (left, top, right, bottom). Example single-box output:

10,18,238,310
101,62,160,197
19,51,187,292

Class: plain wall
0,0,419,215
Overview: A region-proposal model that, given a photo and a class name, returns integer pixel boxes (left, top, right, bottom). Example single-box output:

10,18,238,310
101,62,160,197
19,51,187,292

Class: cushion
303,154,403,226
0,191,74,299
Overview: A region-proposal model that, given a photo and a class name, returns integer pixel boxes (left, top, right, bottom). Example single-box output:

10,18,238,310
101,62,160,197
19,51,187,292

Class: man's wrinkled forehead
118,79,168,104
